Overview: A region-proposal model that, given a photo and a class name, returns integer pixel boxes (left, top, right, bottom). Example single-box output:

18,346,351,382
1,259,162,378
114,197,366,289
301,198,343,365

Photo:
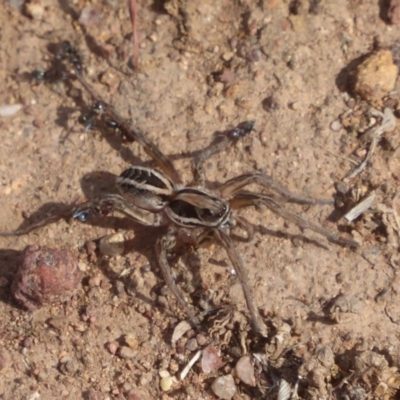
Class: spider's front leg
230,191,359,248
73,193,158,226
219,172,334,206
72,71,182,185
156,231,200,328
192,121,255,186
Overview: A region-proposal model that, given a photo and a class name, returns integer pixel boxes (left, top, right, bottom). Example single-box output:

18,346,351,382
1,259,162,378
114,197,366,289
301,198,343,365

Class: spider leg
219,172,334,205
73,71,182,184
230,191,359,248
192,121,255,186
156,232,200,327
214,228,268,337
193,135,231,186
232,215,255,242
73,194,158,226
0,204,75,237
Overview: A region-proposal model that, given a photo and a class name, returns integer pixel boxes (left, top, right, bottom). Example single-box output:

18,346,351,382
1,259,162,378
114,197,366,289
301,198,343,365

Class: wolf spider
1,43,358,336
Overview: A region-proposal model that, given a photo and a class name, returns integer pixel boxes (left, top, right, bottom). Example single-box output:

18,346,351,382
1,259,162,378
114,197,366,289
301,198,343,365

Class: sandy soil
1,1,400,399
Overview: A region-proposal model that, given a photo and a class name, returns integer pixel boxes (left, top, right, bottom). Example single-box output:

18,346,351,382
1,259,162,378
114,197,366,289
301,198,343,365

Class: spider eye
106,120,118,129
217,205,227,217
94,102,105,113
32,70,47,82
73,210,88,222
78,114,89,124
228,129,241,140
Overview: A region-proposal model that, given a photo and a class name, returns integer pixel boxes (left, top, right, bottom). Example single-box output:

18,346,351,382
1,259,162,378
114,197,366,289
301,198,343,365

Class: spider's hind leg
230,191,359,248
220,172,334,206
156,232,201,328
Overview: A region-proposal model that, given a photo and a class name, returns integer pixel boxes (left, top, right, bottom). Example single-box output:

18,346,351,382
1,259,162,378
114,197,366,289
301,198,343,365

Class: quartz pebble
330,119,342,132
201,346,223,374
235,356,256,386
211,375,236,400
0,104,22,117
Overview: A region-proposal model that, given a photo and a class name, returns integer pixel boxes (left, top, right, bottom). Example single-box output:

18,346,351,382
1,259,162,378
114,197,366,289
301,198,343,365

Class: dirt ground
1,0,400,399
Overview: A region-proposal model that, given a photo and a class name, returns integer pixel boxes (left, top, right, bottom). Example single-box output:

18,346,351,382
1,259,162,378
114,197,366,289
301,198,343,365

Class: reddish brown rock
388,0,400,25
12,246,81,310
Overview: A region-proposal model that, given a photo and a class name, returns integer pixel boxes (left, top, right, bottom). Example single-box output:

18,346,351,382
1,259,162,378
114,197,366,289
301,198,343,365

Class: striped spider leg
71,70,181,185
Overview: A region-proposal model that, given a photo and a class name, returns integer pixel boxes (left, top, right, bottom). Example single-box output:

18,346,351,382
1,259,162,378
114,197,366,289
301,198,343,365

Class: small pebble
0,349,11,372
47,316,68,330
211,375,236,400
84,389,104,400
124,333,139,350
186,338,198,352
118,346,136,359
201,346,223,374
0,104,22,117
160,376,175,391
88,275,102,287
126,391,141,400
122,382,132,393
24,2,44,19
290,101,300,110
235,356,256,387
62,359,79,375
78,7,103,26
171,320,192,346
330,119,342,132
159,370,170,379
106,341,119,355
222,51,234,61
148,33,158,42
354,50,398,105
196,334,208,346
388,0,400,24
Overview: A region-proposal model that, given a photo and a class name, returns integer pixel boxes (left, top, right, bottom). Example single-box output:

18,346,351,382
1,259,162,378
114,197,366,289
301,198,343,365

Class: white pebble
159,370,170,379
235,356,256,386
211,375,236,400
0,104,22,117
330,119,342,131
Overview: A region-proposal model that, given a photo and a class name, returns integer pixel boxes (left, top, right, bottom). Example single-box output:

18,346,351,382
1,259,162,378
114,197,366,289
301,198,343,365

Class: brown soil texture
1,1,400,399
